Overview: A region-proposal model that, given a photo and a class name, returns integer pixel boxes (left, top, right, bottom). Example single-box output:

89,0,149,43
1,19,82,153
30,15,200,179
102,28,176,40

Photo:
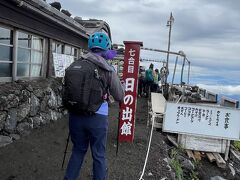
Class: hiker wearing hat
63,32,124,180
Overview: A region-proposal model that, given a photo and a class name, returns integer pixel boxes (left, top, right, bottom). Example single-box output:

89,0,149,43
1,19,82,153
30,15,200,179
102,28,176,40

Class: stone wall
0,78,66,147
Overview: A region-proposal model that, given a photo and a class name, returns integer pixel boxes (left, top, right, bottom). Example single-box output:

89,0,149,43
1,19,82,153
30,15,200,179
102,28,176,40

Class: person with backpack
63,32,124,180
144,63,154,98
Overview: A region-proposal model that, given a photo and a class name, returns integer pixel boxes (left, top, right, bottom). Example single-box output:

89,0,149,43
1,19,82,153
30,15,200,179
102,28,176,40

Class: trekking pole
61,132,70,170
116,103,121,156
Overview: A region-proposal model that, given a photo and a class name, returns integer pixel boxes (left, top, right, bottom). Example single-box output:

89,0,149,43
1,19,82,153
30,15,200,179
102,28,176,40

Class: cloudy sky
54,0,240,100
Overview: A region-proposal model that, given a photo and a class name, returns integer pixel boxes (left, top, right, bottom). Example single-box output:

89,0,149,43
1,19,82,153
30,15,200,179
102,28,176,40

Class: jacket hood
81,52,114,72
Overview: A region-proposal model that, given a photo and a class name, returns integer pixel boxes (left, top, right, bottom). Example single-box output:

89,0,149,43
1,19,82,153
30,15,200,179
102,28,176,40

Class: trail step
193,151,202,161
212,153,226,168
206,152,216,162
186,150,196,161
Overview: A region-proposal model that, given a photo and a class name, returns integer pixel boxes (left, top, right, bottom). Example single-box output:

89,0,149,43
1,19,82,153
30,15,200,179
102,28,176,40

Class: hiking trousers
64,112,108,180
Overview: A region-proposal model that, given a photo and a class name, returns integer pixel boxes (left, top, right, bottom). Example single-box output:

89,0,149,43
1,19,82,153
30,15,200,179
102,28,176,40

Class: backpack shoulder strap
84,58,108,93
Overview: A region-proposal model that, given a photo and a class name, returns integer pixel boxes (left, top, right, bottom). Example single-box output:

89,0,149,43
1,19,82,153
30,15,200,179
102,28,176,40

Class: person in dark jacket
64,32,124,180
138,66,146,97
144,63,154,97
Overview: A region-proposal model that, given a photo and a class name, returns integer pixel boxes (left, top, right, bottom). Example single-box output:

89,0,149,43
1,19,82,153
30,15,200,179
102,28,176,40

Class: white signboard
53,53,74,77
163,102,240,140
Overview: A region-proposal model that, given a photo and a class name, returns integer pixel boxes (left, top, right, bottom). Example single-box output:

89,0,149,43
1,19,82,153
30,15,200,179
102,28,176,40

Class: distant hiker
152,68,160,92
138,66,146,97
63,32,124,180
160,63,169,85
144,63,154,97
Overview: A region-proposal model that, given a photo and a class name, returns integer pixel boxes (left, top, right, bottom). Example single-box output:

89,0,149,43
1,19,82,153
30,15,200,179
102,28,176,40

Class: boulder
49,110,62,121
16,122,33,136
20,89,31,102
9,134,21,140
47,88,57,109
0,111,7,130
33,89,45,100
31,116,44,128
4,108,18,133
6,94,19,109
50,2,61,10
61,9,71,17
0,135,13,147
30,94,40,116
0,96,8,110
40,112,51,125
40,96,48,112
17,103,30,122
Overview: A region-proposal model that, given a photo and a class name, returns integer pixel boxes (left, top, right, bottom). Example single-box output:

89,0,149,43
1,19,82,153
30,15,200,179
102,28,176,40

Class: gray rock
163,158,170,164
48,88,57,109
0,96,8,110
0,111,7,130
26,84,33,92
160,178,167,180
27,117,33,127
210,176,227,180
0,135,13,147
45,87,52,96
4,108,18,133
147,172,153,176
33,89,44,99
49,110,61,121
40,96,48,112
14,89,21,96
9,134,20,140
230,148,240,165
229,164,236,177
56,95,62,107
17,103,30,122
16,122,33,136
7,94,19,109
166,165,172,171
31,116,44,128
63,109,68,115
170,172,176,180
40,112,51,124
30,94,40,116
175,155,186,163
181,159,194,171
20,89,31,102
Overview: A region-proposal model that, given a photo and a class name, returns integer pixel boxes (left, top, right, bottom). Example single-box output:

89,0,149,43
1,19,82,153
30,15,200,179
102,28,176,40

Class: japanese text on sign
53,53,74,77
118,41,142,142
163,102,240,140
120,49,136,136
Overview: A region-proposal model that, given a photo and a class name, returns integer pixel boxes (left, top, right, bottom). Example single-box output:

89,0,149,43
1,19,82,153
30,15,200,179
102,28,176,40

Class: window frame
16,30,45,79
52,40,81,61
0,25,14,81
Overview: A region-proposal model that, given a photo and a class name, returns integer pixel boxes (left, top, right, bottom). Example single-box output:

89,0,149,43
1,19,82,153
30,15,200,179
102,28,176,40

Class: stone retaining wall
0,78,66,147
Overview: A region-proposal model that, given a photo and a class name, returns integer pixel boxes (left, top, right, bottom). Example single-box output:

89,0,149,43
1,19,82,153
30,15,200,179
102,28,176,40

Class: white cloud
197,84,240,96
56,0,240,87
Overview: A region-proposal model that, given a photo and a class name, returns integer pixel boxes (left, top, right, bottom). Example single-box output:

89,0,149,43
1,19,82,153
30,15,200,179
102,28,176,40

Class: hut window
0,26,13,78
17,31,44,78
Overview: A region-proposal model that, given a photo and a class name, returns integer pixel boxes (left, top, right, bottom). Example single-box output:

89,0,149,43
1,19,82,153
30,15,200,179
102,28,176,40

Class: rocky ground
0,97,239,180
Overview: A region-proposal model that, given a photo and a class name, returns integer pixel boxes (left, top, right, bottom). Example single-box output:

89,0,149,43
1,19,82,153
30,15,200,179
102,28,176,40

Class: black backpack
62,58,107,114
